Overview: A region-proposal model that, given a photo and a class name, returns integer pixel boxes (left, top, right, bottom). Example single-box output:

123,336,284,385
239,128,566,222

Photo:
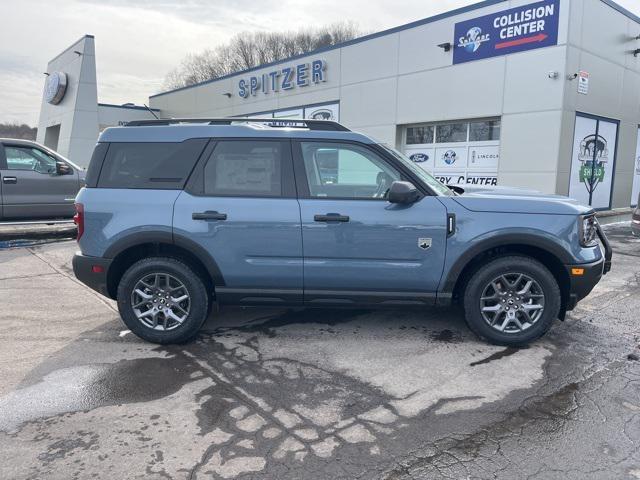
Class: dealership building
37,0,640,210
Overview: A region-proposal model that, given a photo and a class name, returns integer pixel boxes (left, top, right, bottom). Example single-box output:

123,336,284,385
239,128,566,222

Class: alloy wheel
130,273,191,331
479,272,545,334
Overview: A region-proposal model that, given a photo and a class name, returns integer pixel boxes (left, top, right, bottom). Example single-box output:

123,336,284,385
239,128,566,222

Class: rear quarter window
97,139,207,189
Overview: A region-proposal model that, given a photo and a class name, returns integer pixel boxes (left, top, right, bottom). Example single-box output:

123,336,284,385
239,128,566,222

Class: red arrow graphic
495,33,548,49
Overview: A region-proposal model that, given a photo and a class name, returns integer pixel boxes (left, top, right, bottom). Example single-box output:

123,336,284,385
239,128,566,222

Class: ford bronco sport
72,118,612,346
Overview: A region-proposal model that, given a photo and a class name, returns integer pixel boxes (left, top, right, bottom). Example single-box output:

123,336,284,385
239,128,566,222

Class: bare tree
163,22,361,90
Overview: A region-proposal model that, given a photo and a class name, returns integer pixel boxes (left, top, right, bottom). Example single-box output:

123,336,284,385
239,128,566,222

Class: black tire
463,255,560,346
117,257,209,344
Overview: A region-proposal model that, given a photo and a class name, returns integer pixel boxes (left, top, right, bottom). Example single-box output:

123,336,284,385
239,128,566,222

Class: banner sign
568,114,618,210
405,144,499,187
453,0,560,65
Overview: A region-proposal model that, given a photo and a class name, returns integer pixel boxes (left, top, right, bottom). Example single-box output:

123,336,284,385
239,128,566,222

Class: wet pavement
0,224,638,479
0,222,76,249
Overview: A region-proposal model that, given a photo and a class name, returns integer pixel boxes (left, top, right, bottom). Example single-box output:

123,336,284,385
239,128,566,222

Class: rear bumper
72,252,113,298
565,222,612,311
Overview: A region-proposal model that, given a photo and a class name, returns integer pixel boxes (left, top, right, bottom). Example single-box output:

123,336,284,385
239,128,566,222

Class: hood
450,185,594,215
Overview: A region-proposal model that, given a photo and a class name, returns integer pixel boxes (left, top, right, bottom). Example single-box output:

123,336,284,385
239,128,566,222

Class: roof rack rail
124,117,350,131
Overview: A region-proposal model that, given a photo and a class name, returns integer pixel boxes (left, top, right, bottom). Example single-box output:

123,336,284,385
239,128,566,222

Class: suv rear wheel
463,255,560,346
117,257,209,344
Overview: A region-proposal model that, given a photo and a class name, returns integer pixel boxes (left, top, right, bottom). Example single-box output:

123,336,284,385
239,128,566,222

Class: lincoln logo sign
453,0,559,65
238,59,326,98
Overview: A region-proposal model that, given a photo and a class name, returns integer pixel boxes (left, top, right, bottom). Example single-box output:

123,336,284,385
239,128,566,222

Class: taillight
73,203,84,241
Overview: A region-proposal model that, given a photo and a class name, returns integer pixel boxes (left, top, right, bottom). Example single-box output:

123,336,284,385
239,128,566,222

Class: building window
402,117,501,188
435,122,468,143
469,120,501,142
406,126,434,145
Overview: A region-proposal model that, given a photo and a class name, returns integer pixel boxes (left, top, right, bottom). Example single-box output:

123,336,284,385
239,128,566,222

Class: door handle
2,176,17,184
192,211,227,221
314,213,350,223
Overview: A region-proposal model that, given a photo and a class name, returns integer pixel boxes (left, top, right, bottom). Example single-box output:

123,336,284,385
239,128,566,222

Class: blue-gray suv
72,118,612,346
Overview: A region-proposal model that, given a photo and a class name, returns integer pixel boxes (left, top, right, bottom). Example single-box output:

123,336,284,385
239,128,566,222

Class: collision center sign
453,0,559,65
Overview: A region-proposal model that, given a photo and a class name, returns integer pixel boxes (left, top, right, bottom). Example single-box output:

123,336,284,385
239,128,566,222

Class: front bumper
72,252,113,298
565,222,612,310
632,210,640,236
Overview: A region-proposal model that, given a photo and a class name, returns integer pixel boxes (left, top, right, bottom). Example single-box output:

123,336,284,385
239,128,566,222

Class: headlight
579,214,598,247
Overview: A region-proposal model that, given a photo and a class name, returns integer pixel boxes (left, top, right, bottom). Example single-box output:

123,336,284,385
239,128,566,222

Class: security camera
548,71,559,79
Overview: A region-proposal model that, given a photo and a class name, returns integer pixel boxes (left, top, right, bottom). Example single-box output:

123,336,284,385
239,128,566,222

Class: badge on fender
418,238,432,250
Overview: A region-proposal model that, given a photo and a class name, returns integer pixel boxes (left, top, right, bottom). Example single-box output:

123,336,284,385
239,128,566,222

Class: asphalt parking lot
0,223,639,479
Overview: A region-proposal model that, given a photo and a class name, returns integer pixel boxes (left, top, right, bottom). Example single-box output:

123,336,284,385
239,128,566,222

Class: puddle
0,354,201,432
0,225,76,249
0,238,73,249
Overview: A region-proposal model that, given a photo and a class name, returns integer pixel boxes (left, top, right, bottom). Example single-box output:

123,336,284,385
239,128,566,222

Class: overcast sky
1,0,639,126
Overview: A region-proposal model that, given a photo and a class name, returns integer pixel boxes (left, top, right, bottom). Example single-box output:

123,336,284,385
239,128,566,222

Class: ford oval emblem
44,71,68,105
410,153,429,163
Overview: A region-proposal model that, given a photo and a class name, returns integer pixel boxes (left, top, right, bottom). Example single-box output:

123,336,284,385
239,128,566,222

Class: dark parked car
0,139,84,220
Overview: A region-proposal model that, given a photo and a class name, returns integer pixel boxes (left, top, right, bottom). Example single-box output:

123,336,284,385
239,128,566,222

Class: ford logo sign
410,153,429,163
309,109,333,120
44,71,68,105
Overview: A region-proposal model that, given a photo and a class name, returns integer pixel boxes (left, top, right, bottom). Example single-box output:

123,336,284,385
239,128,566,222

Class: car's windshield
379,144,453,196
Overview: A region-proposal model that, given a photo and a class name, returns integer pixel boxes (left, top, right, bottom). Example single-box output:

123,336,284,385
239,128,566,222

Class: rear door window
202,140,285,197
97,139,207,189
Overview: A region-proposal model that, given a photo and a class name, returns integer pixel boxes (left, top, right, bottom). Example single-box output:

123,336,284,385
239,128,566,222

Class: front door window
299,142,400,199
5,147,57,174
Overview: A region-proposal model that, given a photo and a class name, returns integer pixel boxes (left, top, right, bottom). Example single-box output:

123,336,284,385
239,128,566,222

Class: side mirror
388,181,421,204
56,161,72,175
447,185,465,195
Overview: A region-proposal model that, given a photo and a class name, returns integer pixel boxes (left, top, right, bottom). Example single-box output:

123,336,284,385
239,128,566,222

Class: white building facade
147,0,640,211
37,0,640,211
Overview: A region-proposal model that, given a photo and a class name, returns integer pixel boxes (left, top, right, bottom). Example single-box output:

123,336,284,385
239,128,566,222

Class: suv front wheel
117,257,209,344
463,255,561,346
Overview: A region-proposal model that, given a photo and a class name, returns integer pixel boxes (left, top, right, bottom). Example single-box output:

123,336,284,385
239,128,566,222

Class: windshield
379,144,453,196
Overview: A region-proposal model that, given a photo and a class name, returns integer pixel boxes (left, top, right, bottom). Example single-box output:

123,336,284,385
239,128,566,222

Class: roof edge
150,0,640,100
600,0,640,23
98,102,160,112
149,0,507,99
48,34,94,65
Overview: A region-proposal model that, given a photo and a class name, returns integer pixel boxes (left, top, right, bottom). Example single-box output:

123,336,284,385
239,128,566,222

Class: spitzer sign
453,0,559,65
